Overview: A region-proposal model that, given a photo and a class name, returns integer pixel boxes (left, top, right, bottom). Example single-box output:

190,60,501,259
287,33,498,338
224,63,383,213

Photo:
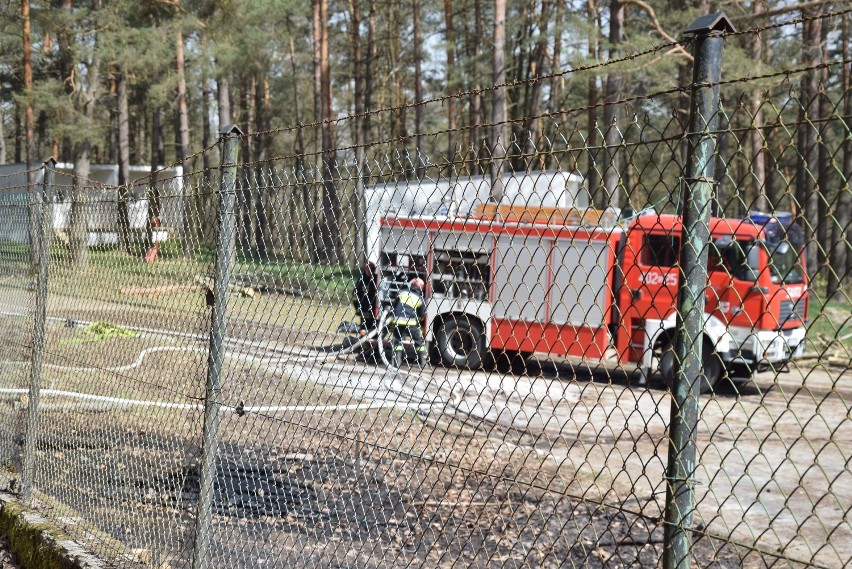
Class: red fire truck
373,206,808,392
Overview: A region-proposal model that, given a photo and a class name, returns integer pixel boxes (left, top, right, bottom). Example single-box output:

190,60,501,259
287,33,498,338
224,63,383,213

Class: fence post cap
219,124,244,137
684,12,736,35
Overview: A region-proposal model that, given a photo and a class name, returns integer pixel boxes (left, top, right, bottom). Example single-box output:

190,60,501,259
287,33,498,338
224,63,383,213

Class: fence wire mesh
0,11,849,569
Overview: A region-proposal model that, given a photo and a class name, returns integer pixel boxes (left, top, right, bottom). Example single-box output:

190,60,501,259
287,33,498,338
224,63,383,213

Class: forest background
0,0,849,295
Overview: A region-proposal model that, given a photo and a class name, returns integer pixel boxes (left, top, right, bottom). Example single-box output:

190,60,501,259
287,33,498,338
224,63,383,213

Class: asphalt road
261,349,851,568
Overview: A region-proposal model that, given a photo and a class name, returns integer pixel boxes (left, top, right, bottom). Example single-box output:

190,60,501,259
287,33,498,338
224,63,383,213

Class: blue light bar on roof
747,211,794,225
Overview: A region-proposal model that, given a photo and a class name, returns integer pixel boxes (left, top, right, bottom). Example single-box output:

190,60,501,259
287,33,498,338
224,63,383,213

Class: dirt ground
0,282,848,568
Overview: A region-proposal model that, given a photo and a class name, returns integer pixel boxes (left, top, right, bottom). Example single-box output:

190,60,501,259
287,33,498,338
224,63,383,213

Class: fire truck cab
374,207,807,392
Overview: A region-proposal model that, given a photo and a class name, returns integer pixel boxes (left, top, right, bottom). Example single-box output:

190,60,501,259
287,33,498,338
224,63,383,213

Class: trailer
374,206,808,392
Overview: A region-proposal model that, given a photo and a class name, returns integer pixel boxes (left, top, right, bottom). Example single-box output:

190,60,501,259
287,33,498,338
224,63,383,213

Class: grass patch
58,321,139,346
806,291,852,352
82,321,138,341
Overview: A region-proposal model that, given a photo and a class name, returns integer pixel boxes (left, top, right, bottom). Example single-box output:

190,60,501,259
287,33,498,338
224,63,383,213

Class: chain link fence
0,10,849,569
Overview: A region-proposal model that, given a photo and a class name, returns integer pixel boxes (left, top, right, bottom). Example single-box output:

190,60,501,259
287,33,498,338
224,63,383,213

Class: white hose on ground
0,315,387,412
0,387,428,414
0,307,441,414
0,309,378,363
284,324,381,361
377,308,394,368
1,346,204,374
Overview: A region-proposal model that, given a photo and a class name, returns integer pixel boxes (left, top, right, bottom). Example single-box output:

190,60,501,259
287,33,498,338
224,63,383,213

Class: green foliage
0,0,848,283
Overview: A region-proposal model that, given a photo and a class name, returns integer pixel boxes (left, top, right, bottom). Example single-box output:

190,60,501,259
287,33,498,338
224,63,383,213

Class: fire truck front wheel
658,336,723,394
437,316,486,369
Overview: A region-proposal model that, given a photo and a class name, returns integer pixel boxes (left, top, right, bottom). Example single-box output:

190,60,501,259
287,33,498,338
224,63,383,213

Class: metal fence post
191,125,242,569
21,158,55,503
663,13,734,569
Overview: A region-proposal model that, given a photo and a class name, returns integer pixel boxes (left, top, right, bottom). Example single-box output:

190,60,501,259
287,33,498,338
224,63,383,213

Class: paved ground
0,284,848,567
262,350,852,568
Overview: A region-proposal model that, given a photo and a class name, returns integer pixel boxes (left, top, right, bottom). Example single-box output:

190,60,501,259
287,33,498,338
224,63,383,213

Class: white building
0,163,183,246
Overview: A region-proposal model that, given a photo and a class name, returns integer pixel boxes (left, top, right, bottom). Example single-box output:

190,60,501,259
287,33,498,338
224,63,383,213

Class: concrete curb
0,494,105,569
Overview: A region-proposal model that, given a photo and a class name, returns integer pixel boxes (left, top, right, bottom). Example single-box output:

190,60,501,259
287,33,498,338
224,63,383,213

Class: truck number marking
643,270,678,287
786,285,804,299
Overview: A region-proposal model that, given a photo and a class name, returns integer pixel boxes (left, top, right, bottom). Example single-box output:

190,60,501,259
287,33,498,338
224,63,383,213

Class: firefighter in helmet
391,277,427,367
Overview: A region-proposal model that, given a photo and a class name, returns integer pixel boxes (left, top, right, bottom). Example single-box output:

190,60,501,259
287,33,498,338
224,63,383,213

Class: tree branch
621,0,693,62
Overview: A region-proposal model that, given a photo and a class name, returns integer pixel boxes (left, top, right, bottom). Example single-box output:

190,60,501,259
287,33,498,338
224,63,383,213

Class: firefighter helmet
409,277,425,290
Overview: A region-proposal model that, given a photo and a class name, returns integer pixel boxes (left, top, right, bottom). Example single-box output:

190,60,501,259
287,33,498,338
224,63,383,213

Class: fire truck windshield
710,238,760,282
762,220,806,285
763,240,805,284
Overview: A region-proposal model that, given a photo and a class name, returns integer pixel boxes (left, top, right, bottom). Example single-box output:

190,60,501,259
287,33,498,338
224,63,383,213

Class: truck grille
779,299,804,324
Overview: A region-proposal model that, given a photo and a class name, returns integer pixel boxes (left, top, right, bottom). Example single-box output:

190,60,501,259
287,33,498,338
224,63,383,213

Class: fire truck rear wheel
659,336,722,394
494,350,528,374
437,316,485,369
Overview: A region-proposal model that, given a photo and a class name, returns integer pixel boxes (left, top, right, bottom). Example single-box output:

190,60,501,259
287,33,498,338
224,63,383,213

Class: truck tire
428,340,441,366
726,362,754,381
659,336,722,394
437,316,485,369
493,350,529,375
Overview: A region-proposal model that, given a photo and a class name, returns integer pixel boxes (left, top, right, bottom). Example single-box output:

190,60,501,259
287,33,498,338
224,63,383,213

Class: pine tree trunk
545,0,564,170
145,107,164,262
117,67,131,253
413,0,424,178
320,0,339,264
600,0,623,209
238,76,253,256
389,0,407,165
248,75,262,258
289,33,308,263
351,0,366,265
470,0,483,173
444,0,457,170
508,0,532,168
715,105,729,216
311,0,324,262
175,28,193,256
313,0,322,155
587,0,600,196
750,1,767,211
827,14,851,298
796,14,821,278
489,0,507,202
201,51,215,248
521,0,551,168
253,74,269,262
364,0,376,144
69,0,101,270
107,94,116,164
22,0,39,270
58,0,73,163
816,21,831,277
